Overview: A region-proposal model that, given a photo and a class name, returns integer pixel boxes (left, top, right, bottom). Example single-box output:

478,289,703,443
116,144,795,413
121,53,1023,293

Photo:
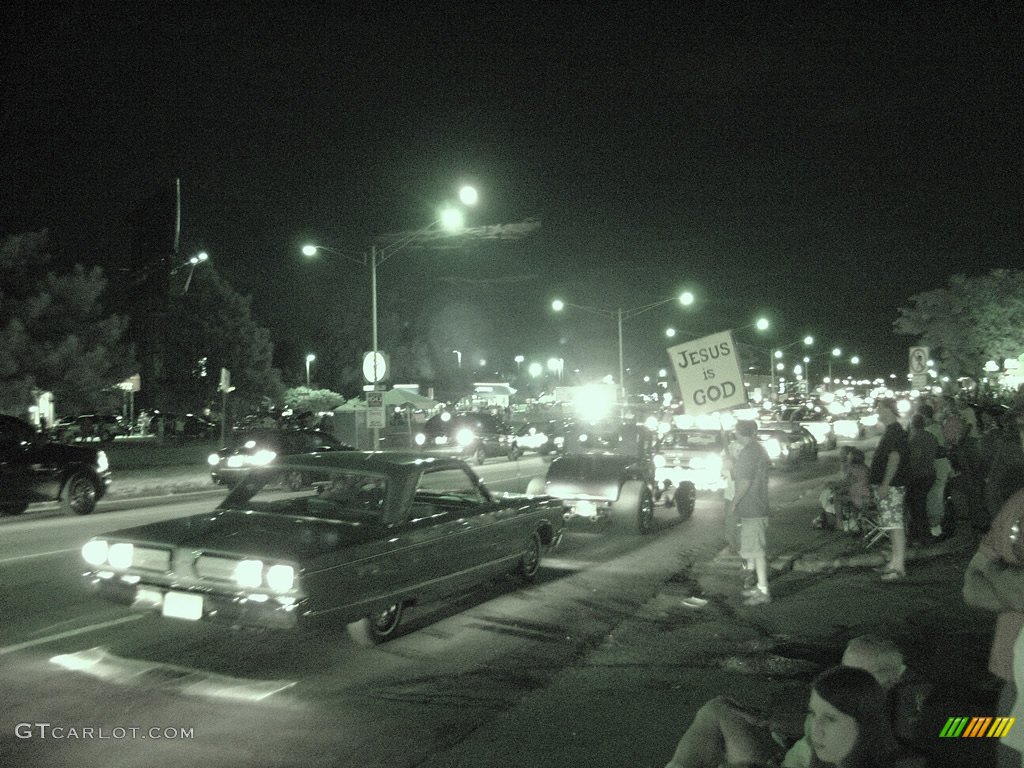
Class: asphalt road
0,450,998,768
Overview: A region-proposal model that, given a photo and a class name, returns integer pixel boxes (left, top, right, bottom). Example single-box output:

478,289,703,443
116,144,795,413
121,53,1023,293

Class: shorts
874,485,906,530
739,517,769,559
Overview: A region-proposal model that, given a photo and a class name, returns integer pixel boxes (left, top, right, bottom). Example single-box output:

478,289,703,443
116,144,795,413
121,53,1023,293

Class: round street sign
362,351,388,383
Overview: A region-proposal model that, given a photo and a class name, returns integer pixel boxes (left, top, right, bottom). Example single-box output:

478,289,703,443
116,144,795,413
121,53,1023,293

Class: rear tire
513,532,543,583
609,480,655,534
346,601,403,646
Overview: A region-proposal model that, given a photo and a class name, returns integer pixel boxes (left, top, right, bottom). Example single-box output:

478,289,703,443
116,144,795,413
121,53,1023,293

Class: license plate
162,591,204,621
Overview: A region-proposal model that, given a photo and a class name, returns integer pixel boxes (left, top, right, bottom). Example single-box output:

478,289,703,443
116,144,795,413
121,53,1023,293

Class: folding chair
860,509,888,549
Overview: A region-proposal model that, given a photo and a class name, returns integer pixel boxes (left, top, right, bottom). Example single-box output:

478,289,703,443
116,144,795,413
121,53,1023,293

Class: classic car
756,426,819,468
413,411,520,464
0,413,111,516
82,451,565,646
208,427,354,487
526,420,661,533
651,428,733,518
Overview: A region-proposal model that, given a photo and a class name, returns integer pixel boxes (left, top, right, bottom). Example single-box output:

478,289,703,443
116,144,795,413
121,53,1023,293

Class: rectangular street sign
366,390,386,429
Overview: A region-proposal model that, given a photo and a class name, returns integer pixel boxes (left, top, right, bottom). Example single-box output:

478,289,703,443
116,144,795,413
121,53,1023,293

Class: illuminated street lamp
305,353,315,388
172,251,209,294
551,291,695,399
514,354,525,373
303,185,477,445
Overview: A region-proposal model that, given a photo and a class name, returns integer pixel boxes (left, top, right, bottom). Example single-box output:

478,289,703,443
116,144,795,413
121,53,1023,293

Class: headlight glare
455,428,475,447
107,542,134,569
234,559,264,588
414,433,426,446
266,564,296,593
249,449,277,466
207,453,221,466
82,539,109,566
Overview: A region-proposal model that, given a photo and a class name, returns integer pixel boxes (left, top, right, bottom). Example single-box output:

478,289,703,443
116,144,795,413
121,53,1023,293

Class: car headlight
234,559,264,589
266,564,295,593
95,451,109,473
653,454,667,468
108,542,134,569
248,449,277,466
455,428,475,447
82,539,109,566
414,433,426,446
207,453,221,466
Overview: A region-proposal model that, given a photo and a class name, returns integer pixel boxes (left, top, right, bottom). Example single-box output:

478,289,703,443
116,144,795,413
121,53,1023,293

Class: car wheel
474,447,487,466
285,470,305,491
346,601,403,647
63,472,98,515
513,532,543,583
0,503,29,516
674,481,696,521
610,480,655,534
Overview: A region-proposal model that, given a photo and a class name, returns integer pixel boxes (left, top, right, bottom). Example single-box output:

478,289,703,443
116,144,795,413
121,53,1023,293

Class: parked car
82,452,565,645
651,428,733,518
149,412,218,439
51,414,127,443
526,420,660,533
756,426,818,468
413,412,520,464
0,414,111,516
208,428,354,488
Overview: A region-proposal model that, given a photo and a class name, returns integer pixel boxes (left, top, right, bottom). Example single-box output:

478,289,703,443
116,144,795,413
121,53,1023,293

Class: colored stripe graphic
939,717,1015,737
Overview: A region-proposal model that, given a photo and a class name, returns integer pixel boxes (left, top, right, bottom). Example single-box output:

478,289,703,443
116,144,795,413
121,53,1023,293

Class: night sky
3,2,1021,388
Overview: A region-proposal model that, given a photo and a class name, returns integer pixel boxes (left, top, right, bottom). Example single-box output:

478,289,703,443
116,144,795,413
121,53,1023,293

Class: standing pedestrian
905,412,938,547
871,399,910,581
731,419,772,605
919,402,953,540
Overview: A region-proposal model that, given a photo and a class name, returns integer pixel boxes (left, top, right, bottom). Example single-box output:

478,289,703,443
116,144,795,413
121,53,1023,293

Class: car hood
98,509,379,562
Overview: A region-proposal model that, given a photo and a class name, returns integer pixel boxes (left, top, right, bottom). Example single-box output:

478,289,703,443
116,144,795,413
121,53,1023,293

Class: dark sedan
83,452,565,645
208,428,353,488
413,412,520,464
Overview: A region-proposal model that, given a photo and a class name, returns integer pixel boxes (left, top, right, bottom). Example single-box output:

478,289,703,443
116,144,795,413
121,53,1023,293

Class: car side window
413,467,486,513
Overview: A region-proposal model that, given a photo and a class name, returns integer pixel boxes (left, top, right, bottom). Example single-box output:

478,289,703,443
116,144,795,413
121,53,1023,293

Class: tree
162,265,285,418
894,270,1024,380
0,232,136,415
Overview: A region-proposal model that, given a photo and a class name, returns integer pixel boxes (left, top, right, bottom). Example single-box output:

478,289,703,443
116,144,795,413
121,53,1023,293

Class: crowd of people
667,390,1024,767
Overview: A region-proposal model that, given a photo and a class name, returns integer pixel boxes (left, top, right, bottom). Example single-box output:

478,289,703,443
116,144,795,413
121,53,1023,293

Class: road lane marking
0,548,76,565
50,647,297,702
0,615,144,656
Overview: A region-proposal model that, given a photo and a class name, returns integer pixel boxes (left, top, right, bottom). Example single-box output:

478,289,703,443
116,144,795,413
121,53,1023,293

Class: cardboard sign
667,330,746,415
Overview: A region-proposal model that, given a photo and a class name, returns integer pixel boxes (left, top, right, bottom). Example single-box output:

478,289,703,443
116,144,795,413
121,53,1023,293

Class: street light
172,251,209,294
302,185,477,445
305,353,315,388
551,291,695,400
452,349,462,368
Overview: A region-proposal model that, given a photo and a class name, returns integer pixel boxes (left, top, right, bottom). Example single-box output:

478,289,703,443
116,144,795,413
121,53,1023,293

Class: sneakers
880,569,906,582
743,589,772,606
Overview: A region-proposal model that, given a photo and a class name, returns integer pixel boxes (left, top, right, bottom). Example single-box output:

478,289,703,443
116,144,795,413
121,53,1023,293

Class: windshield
220,467,388,522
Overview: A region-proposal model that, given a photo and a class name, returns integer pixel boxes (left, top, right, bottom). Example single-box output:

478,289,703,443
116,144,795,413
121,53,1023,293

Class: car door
407,465,503,592
0,416,58,505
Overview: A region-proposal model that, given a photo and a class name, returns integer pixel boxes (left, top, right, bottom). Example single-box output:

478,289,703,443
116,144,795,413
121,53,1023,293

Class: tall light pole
305,353,315,388
171,251,209,294
551,291,695,401
302,185,478,447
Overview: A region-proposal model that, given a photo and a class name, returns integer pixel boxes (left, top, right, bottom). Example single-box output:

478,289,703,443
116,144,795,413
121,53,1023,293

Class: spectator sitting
816,447,871,532
662,635,927,768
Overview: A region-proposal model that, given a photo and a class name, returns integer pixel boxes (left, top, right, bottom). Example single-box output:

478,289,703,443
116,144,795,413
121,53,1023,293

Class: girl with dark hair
807,666,897,768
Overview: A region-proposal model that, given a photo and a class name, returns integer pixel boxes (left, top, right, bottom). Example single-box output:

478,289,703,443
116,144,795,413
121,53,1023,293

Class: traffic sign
362,351,388,384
